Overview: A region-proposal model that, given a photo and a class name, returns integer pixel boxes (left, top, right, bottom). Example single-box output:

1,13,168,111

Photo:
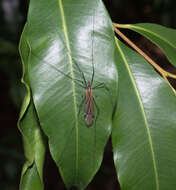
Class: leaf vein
58,0,79,182
131,25,176,50
115,38,159,190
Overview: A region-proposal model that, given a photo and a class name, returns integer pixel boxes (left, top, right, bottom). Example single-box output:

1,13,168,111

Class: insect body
70,57,108,127
75,61,107,127
73,60,96,127
84,81,94,126
31,48,109,128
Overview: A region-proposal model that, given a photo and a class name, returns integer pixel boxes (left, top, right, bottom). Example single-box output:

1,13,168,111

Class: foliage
17,0,176,189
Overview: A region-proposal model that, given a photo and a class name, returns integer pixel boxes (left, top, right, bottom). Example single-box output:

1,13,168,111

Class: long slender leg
91,58,94,86
93,97,99,128
47,61,86,88
92,96,99,170
93,82,114,106
78,95,85,119
58,124,75,165
31,52,86,88
92,82,109,92
58,95,85,165
91,8,95,86
72,58,87,87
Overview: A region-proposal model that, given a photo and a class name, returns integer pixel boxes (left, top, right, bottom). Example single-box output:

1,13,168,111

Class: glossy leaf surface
128,23,176,66
112,38,176,190
18,26,46,190
19,0,118,189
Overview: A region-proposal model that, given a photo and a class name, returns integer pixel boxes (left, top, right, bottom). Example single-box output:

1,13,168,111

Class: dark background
0,0,176,189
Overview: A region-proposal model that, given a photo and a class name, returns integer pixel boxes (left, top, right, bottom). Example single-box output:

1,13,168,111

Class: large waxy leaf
18,26,46,190
122,23,176,67
19,0,118,189
112,38,176,190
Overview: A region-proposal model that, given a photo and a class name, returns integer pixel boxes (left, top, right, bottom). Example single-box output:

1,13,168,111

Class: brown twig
113,24,176,91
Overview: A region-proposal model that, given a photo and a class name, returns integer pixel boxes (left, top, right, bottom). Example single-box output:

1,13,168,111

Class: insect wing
84,88,94,126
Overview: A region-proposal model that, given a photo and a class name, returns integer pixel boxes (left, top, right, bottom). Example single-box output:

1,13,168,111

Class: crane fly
72,55,100,127
29,15,108,127
25,8,113,185
29,11,108,127
29,35,110,172
30,51,110,173
30,50,108,127
28,11,112,177
74,58,109,127
85,81,94,126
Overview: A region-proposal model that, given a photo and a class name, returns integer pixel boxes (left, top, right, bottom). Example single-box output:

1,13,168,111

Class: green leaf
18,100,46,190
18,26,46,190
19,0,118,189
127,23,176,67
113,38,176,190
20,162,44,190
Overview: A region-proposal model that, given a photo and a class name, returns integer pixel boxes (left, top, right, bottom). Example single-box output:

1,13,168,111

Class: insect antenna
91,8,95,86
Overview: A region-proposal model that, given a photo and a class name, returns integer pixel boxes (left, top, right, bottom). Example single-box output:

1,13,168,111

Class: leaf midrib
58,0,79,182
131,24,176,50
115,38,159,190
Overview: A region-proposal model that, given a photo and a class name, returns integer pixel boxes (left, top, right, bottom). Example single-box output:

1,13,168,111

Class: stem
113,24,176,83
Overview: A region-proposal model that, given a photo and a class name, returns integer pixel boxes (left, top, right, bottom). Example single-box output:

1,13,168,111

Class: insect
30,9,110,127
24,8,115,185
31,51,108,127
29,14,108,127
29,32,111,175
84,81,94,126
74,59,97,127
71,57,109,127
